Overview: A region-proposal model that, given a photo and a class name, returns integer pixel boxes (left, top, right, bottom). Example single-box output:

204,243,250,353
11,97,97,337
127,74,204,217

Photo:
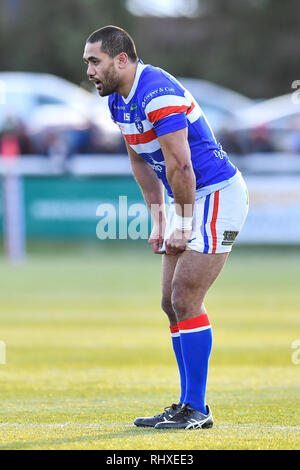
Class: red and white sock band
169,324,180,338
178,314,211,334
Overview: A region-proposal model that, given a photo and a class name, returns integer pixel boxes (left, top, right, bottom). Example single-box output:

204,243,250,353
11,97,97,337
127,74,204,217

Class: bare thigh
171,250,229,322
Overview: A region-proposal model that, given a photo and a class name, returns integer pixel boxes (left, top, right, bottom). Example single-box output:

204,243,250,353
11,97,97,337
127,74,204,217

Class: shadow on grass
0,426,165,450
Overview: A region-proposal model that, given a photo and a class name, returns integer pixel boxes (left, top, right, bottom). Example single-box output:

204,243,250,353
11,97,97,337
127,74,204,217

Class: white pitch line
0,423,105,429
218,425,300,431
0,423,299,431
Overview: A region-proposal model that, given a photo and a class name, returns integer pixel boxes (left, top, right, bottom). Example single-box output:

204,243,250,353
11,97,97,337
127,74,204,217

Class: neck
117,60,139,99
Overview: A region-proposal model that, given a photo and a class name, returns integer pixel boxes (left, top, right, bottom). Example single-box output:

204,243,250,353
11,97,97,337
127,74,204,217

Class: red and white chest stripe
116,93,202,153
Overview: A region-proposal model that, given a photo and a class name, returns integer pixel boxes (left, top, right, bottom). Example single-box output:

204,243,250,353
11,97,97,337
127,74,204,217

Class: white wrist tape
174,214,193,231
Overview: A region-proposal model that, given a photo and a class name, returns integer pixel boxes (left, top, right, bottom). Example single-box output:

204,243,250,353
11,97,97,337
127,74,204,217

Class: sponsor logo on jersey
213,149,227,160
148,155,166,172
113,104,126,110
141,87,176,108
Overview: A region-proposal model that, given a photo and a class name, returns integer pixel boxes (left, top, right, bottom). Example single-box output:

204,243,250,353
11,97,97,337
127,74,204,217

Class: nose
87,63,96,77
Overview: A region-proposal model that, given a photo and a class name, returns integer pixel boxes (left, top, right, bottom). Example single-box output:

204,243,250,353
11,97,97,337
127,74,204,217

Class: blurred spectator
0,130,20,158
249,125,275,153
0,116,33,156
218,127,245,155
0,105,137,157
285,116,300,153
15,121,33,154
218,125,275,156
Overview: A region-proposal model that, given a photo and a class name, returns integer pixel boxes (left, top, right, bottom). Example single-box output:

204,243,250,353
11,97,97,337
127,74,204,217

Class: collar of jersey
121,59,148,105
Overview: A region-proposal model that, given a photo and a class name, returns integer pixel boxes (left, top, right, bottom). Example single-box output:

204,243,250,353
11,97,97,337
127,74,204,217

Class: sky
126,0,200,18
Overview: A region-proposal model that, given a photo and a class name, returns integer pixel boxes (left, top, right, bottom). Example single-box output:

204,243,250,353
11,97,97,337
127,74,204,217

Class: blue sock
178,314,212,414
170,324,186,404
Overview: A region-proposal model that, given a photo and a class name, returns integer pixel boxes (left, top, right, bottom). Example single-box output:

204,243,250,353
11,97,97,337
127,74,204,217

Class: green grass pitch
0,242,299,450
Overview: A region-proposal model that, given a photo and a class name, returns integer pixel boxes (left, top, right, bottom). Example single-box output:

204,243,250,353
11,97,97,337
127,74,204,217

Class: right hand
148,219,166,254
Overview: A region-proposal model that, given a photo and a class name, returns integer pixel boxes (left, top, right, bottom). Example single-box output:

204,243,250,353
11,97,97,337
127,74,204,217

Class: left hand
165,228,192,255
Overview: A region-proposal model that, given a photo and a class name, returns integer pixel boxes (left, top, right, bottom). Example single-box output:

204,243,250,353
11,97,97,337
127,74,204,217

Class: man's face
83,41,120,97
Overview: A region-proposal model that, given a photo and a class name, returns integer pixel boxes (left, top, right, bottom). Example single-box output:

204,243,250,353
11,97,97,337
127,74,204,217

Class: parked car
0,72,122,154
178,78,254,133
219,93,300,154
91,76,254,135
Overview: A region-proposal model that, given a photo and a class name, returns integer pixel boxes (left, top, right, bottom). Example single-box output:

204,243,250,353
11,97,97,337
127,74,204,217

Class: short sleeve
153,113,187,136
144,93,190,136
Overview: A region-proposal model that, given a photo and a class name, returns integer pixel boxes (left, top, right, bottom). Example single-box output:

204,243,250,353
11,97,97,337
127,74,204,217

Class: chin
99,90,113,97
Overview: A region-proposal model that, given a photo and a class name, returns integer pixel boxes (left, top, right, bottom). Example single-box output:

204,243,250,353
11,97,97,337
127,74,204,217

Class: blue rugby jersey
108,61,237,198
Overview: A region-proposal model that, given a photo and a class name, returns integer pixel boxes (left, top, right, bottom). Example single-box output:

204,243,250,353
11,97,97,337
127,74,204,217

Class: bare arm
125,139,165,217
158,127,195,218
158,127,196,254
125,140,166,252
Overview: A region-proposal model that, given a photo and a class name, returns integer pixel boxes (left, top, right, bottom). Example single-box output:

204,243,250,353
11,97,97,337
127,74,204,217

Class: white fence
0,154,300,246
239,175,300,244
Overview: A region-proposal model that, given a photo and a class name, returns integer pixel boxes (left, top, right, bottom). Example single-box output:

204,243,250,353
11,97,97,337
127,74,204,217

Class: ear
115,52,129,69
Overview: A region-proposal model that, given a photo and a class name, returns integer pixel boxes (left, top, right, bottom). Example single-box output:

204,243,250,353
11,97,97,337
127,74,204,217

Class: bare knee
161,296,177,324
171,282,206,322
171,288,190,321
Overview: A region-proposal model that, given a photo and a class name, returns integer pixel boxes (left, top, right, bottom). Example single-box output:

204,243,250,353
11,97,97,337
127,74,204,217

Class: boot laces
170,404,193,422
154,403,179,419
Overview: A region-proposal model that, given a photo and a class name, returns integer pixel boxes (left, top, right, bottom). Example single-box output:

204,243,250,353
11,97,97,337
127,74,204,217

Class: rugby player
83,26,249,430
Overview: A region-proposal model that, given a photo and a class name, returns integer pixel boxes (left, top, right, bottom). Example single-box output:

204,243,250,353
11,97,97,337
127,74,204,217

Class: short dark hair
86,25,138,62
